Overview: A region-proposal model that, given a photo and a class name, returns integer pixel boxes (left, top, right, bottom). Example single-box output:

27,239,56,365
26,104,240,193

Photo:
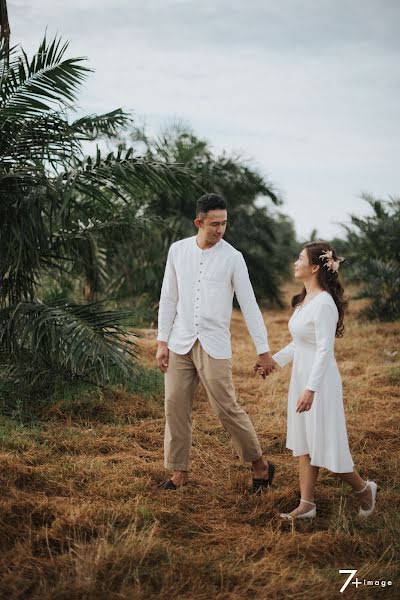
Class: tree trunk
0,0,10,55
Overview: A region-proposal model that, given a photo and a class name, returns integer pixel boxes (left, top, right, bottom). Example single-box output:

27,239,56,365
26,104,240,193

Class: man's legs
164,349,199,486
191,342,271,480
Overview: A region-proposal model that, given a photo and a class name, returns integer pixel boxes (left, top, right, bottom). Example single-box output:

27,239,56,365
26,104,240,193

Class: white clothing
273,291,354,473
157,236,269,359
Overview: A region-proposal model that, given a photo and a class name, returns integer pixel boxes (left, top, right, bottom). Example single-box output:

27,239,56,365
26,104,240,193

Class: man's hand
156,341,169,373
296,389,315,413
253,352,276,379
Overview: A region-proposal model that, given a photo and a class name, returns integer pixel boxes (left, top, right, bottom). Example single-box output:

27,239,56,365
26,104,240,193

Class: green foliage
342,195,400,321
0,360,163,424
123,365,164,398
0,35,192,405
0,416,47,450
0,302,138,393
385,367,400,385
49,382,117,424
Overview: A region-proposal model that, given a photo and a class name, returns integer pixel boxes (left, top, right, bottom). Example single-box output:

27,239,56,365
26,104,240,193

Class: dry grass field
0,284,399,599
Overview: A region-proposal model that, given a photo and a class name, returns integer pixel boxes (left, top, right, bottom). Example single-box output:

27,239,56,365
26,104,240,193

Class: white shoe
355,481,378,517
280,499,316,520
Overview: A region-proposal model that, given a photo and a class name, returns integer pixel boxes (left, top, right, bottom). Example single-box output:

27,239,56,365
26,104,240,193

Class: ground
0,284,399,599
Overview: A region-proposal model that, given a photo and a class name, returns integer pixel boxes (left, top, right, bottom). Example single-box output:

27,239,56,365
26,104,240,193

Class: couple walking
155,193,377,520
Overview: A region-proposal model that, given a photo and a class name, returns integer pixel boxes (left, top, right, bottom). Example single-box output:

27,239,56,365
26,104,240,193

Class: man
156,193,276,490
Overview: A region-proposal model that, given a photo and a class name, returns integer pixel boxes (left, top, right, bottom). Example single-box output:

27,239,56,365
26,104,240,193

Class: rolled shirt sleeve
306,303,338,392
157,246,178,342
232,253,270,355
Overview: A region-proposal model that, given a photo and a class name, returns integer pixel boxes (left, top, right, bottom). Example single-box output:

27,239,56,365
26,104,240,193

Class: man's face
195,209,228,244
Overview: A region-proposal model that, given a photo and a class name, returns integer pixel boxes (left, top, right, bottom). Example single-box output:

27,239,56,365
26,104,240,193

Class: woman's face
294,248,318,280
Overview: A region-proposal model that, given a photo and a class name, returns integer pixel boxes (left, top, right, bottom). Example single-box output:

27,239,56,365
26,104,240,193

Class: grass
0,283,399,599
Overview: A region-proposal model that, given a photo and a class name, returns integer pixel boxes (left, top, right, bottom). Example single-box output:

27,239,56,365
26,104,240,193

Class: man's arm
232,253,275,375
156,246,178,372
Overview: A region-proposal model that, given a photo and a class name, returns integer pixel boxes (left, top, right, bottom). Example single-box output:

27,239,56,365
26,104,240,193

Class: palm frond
60,147,195,210
0,168,51,305
71,109,133,141
0,111,81,167
0,301,138,383
0,35,89,116
0,41,21,79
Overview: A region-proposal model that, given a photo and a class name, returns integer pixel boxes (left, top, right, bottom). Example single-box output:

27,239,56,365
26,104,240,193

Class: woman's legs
286,459,374,516
288,454,319,517
336,469,373,510
299,454,320,500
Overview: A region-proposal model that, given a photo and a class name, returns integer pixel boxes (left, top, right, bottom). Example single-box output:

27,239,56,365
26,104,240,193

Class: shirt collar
193,235,222,254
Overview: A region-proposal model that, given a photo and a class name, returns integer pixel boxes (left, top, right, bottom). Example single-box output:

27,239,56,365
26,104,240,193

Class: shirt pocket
201,277,231,319
202,276,230,293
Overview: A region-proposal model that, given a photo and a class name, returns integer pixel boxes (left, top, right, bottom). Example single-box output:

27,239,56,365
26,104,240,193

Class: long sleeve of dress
157,246,178,342
306,302,337,392
232,253,270,355
272,340,296,367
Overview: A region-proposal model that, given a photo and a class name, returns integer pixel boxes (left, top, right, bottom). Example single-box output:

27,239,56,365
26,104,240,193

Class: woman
261,241,377,519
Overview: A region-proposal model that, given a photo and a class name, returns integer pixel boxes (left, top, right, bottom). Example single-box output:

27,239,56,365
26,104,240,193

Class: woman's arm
272,340,296,368
305,302,338,392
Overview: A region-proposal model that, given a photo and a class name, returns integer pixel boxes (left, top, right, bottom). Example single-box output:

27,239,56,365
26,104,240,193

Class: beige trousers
164,340,262,470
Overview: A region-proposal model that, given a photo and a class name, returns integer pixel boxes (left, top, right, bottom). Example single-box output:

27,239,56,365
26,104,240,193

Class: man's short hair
196,193,227,217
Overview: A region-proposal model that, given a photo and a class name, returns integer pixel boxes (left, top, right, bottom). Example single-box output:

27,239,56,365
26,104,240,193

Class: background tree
341,194,400,321
0,36,193,408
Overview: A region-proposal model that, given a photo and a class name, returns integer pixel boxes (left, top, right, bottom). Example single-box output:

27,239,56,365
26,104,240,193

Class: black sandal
157,479,192,490
158,479,177,490
252,461,276,492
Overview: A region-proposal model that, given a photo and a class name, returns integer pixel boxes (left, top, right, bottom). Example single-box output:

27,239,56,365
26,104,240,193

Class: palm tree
342,195,400,320
0,35,192,403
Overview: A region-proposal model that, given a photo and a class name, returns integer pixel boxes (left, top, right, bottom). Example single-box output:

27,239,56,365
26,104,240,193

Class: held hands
296,389,315,413
156,342,169,373
254,352,277,379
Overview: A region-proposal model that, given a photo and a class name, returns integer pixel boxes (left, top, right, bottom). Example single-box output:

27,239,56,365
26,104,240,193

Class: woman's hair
291,241,348,337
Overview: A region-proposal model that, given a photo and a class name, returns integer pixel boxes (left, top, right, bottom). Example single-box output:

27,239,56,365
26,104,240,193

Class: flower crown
319,249,345,273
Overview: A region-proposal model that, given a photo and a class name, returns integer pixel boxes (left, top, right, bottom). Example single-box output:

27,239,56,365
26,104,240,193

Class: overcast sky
10,0,400,240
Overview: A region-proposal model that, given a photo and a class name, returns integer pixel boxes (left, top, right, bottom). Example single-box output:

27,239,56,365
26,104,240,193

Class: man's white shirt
157,236,269,359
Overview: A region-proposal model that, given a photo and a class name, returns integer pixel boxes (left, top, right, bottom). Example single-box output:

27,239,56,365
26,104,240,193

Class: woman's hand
255,360,278,379
296,389,315,413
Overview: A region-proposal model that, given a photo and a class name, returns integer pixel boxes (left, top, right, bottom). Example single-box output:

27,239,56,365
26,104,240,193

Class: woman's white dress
272,291,354,473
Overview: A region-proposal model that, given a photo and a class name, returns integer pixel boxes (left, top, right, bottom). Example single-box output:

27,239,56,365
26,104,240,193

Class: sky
9,0,400,240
